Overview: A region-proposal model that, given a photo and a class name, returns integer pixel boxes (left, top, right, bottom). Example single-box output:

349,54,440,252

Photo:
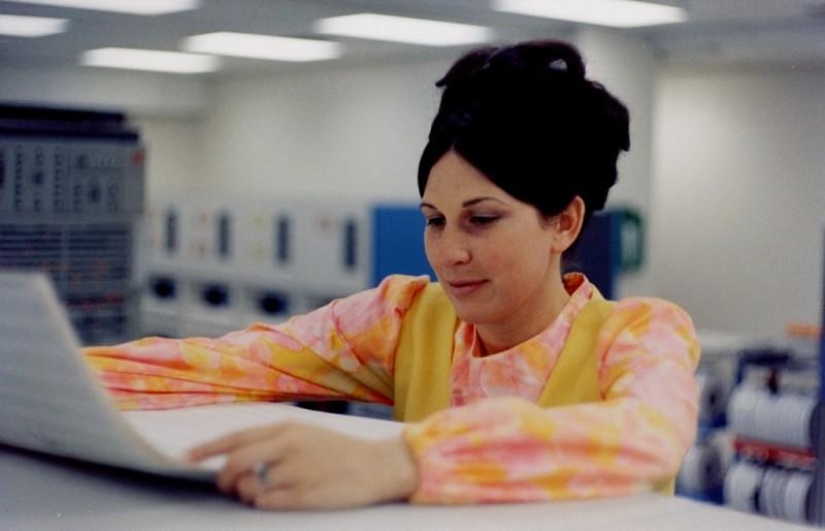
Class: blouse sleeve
83,275,430,410
403,297,701,504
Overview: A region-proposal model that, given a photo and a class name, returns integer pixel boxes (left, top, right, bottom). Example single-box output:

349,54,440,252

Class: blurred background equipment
0,103,145,345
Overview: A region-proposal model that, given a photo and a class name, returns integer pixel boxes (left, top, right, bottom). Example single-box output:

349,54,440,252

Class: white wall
0,64,207,117
651,64,825,337
197,60,447,202
576,29,658,297
133,116,206,204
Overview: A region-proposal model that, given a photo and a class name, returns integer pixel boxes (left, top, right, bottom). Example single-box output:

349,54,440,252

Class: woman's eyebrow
462,197,506,207
420,197,506,210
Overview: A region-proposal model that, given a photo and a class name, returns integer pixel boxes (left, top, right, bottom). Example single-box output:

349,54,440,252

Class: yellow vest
393,282,675,494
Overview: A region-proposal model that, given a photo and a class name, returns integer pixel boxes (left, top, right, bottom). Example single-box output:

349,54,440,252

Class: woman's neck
475,274,571,355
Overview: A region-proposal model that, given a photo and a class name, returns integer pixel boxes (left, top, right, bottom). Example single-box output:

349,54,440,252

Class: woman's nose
439,227,472,266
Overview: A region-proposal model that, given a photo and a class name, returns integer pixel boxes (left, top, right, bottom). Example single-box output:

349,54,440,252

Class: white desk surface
0,444,815,531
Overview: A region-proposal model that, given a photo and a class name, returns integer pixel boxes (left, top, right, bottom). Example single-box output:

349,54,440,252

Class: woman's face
420,151,565,341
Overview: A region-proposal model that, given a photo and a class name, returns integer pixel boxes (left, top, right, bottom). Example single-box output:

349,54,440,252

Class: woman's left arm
404,297,701,504
83,275,431,410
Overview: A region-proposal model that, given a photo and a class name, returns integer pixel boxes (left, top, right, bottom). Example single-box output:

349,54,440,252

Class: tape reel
677,443,725,494
727,385,816,449
697,371,729,424
724,461,812,524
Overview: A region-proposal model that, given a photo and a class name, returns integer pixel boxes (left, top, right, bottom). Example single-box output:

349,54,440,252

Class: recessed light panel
3,0,200,16
493,0,687,28
183,32,343,62
0,14,68,37
314,13,494,46
81,48,220,74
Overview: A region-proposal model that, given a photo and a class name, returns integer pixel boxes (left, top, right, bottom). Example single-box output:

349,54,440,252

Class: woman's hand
188,422,419,510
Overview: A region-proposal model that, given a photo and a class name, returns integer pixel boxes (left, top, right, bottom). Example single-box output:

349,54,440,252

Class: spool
727,385,816,450
727,385,760,440
678,443,725,494
724,460,763,513
697,371,729,424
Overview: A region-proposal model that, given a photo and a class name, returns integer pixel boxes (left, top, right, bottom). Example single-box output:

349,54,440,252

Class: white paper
0,272,402,482
124,402,403,470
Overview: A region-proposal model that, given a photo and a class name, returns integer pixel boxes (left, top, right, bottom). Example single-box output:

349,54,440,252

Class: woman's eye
425,217,445,227
470,216,498,226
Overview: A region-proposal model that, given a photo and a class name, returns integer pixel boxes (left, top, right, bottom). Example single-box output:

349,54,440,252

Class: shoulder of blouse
367,274,434,312
608,295,696,330
596,295,701,368
318,274,438,336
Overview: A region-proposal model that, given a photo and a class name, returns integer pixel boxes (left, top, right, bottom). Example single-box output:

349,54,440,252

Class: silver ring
252,461,270,486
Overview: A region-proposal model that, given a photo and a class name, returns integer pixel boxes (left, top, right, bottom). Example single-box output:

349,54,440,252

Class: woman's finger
215,435,294,493
232,453,302,505
187,423,291,461
235,472,261,504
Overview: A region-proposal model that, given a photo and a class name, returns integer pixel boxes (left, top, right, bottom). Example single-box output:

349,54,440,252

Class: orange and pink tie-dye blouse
84,273,700,504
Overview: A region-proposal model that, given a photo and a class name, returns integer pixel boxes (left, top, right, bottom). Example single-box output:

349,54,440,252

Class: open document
0,272,402,481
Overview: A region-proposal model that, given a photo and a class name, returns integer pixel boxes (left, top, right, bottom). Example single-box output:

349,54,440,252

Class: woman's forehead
423,152,505,199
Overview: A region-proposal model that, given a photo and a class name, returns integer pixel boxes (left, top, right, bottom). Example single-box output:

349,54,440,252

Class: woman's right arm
84,275,431,410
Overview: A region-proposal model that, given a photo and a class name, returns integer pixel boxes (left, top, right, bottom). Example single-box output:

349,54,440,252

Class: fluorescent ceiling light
81,48,220,74
493,0,687,28
313,13,494,46
3,0,199,15
0,14,68,37
183,32,343,62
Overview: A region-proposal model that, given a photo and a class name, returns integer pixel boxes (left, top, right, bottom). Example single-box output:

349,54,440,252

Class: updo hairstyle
418,40,630,233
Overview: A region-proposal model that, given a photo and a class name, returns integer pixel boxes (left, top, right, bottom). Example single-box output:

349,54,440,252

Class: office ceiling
1,0,824,76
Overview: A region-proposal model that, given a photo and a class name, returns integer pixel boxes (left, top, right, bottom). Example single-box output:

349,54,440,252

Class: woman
85,40,700,510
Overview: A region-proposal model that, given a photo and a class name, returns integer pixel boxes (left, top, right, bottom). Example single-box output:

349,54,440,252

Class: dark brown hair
418,40,630,233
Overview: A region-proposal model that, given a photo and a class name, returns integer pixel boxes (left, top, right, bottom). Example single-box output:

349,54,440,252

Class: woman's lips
447,280,488,298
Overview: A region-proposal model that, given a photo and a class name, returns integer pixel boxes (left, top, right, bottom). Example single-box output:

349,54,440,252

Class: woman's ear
550,196,585,254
